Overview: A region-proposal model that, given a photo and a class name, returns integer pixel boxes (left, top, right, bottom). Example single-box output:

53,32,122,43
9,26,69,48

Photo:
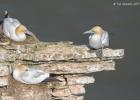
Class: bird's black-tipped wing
42,77,62,83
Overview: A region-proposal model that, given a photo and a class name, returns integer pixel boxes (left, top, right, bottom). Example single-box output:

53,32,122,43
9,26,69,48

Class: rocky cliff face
0,41,124,100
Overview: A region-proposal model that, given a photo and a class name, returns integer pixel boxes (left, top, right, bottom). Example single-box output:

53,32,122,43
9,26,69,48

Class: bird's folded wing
21,70,44,79
21,70,46,83
30,70,45,78
101,31,109,46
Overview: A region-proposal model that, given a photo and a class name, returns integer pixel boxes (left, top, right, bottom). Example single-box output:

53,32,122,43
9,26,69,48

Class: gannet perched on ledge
3,11,39,42
84,26,109,49
13,64,60,84
83,26,109,58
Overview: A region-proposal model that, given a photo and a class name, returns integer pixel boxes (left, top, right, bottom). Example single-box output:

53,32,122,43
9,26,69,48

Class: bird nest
0,33,37,45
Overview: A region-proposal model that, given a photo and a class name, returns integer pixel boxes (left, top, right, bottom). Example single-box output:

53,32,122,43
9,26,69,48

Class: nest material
0,33,37,45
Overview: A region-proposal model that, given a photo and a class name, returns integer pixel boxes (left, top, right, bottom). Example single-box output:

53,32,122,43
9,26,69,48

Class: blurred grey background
0,0,140,100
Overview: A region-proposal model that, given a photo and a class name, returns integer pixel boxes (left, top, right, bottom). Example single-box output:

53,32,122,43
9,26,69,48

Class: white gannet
3,10,39,42
13,64,59,84
84,26,109,49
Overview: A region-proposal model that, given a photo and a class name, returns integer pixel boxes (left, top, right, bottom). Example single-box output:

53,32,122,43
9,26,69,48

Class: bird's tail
4,10,9,18
42,77,62,83
0,10,9,25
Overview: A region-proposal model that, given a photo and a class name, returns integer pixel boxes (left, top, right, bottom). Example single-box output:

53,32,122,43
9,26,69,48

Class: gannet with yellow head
3,11,39,42
84,26,109,49
13,64,60,84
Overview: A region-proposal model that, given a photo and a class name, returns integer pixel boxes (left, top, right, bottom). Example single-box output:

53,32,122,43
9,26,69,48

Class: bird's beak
25,30,40,42
83,30,94,34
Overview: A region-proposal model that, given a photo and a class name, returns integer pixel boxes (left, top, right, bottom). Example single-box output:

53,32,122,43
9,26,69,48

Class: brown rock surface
0,41,124,100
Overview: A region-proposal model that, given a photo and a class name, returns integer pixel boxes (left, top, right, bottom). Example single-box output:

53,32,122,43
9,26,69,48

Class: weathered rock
0,65,9,76
0,42,124,62
0,41,124,100
51,88,71,97
52,85,85,97
69,85,85,95
38,61,115,74
54,95,84,100
0,96,14,100
102,48,124,58
64,75,95,85
0,76,9,87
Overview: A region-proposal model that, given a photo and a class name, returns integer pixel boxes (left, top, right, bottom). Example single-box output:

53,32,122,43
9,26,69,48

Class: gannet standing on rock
13,64,60,84
84,26,109,49
3,11,39,42
83,26,109,58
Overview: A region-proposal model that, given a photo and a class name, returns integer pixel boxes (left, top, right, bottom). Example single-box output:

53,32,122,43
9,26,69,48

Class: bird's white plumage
3,17,26,41
13,65,50,84
13,68,26,84
84,26,109,49
101,31,109,47
89,34,102,49
89,31,109,49
21,70,50,84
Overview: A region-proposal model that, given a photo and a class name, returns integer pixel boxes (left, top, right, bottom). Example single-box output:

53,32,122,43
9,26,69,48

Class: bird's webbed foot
94,49,103,60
